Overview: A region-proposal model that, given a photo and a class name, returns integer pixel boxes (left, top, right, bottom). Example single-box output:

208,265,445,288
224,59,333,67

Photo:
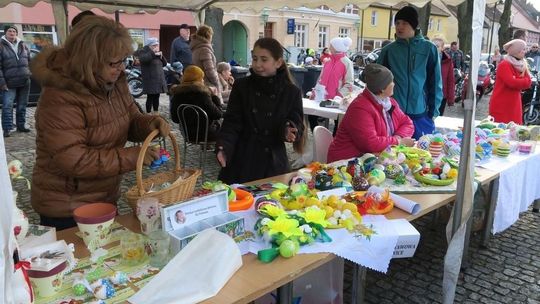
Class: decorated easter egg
315,172,333,190
496,142,511,157
109,271,129,285
429,141,444,158
367,169,386,186
290,182,308,197
384,164,404,179
373,164,385,171
255,198,280,214
396,152,406,164
289,176,306,185
361,156,377,173
352,176,370,191
417,135,432,150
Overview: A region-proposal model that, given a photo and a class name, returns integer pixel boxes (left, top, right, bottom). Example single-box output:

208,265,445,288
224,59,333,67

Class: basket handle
136,129,181,197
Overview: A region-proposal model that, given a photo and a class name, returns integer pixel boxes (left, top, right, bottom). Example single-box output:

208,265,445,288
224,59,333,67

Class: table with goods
13,116,540,304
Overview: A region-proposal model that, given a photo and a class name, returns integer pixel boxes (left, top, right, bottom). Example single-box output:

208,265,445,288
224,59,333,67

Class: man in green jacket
377,5,442,139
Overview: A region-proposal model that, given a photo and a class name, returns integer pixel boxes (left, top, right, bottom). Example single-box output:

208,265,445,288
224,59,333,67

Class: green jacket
378,30,443,118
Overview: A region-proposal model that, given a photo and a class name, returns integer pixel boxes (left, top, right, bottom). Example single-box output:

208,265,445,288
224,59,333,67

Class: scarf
369,90,394,136
504,55,525,72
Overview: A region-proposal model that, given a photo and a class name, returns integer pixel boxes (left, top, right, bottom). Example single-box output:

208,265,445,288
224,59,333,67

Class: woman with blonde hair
191,25,222,100
30,15,170,230
217,62,234,103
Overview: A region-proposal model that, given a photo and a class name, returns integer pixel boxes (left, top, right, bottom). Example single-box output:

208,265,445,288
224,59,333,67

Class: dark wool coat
138,45,167,95
170,84,224,142
0,37,31,88
217,68,304,184
30,47,158,217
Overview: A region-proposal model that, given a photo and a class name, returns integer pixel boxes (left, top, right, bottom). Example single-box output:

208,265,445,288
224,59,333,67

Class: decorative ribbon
14,261,33,302
312,223,332,243
257,247,279,263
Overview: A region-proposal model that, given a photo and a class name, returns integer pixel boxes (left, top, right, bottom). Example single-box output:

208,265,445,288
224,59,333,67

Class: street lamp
260,8,269,26
487,0,503,63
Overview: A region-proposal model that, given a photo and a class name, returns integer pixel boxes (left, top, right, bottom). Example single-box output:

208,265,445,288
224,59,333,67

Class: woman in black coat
216,38,305,184
138,37,167,114
170,65,223,142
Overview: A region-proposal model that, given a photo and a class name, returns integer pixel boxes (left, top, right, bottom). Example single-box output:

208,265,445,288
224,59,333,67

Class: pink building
0,2,194,59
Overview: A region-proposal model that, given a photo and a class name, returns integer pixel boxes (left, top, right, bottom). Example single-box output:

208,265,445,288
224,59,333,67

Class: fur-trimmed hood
30,47,126,95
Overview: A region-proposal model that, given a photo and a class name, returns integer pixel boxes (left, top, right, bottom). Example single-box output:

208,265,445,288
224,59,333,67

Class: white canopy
2,0,495,13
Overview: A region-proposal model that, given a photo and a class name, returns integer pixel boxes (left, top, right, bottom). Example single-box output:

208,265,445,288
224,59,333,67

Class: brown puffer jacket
30,48,158,218
190,35,222,95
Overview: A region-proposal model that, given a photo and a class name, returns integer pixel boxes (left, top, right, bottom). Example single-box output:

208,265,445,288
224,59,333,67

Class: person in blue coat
377,5,442,139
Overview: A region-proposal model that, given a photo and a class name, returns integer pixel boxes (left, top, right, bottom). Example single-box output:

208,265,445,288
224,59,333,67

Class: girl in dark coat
138,37,167,114
170,65,223,142
216,38,305,184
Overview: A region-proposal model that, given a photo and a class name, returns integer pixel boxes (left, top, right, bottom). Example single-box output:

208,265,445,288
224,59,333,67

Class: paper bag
129,229,242,304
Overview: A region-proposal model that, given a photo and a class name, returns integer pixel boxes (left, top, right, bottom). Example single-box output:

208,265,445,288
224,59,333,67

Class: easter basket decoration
126,129,201,212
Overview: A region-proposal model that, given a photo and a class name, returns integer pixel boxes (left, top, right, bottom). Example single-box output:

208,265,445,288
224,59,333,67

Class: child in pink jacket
327,64,414,162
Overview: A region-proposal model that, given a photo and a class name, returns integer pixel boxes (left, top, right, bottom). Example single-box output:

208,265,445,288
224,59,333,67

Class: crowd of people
2,7,539,230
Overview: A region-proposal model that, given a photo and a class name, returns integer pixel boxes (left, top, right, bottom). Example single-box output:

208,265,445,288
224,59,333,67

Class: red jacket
327,90,414,162
489,59,531,124
441,51,455,105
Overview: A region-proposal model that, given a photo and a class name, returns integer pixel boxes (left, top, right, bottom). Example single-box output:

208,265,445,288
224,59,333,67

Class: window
374,40,382,49
129,29,145,50
428,18,433,31
371,11,377,26
318,26,329,48
437,19,441,32
295,24,307,48
342,4,359,15
339,27,350,38
21,24,57,51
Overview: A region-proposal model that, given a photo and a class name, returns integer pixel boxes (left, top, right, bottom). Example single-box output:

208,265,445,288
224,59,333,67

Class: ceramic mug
136,197,160,235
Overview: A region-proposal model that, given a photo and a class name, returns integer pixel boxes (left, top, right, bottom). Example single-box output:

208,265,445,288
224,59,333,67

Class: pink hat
503,39,526,57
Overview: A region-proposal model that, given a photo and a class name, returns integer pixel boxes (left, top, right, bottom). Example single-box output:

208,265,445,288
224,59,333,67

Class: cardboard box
390,219,420,258
18,224,56,254
161,191,245,254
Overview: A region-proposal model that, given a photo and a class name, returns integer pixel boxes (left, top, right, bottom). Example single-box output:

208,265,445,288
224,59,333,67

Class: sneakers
17,127,31,133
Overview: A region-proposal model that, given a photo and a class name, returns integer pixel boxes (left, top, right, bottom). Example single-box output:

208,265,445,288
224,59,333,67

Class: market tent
0,0,493,303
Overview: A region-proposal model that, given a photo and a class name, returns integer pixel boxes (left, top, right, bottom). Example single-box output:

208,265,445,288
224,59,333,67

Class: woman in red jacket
489,39,531,124
433,38,455,115
327,64,414,162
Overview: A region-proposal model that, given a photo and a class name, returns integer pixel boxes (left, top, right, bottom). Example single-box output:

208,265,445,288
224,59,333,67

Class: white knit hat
330,37,352,53
145,37,159,47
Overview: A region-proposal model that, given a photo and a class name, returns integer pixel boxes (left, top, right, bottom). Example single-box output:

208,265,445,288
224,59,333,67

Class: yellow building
223,5,360,65
358,3,451,51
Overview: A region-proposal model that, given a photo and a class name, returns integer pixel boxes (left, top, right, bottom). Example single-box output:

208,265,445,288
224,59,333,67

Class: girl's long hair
253,37,307,154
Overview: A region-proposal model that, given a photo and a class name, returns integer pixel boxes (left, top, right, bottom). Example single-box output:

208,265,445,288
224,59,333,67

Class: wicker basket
126,129,201,212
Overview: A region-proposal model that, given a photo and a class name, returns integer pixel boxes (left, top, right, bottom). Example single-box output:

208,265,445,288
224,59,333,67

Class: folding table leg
482,178,499,248
351,264,366,304
277,282,293,304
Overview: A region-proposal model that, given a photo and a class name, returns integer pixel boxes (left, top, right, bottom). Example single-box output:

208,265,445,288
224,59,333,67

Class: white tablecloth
479,149,540,233
302,98,345,120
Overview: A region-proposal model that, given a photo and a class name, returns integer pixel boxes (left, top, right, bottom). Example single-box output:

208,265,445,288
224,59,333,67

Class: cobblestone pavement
4,92,539,303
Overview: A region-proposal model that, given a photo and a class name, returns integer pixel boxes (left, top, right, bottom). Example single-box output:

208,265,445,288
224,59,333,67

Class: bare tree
498,0,513,50
417,1,432,38
456,0,474,54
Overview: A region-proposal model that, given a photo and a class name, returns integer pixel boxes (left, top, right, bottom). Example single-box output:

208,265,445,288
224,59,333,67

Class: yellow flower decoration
300,206,329,228
261,204,287,218
266,216,303,238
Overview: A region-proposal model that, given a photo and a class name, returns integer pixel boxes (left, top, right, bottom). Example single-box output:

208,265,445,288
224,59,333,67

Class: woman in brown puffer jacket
30,16,170,230
190,25,222,101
